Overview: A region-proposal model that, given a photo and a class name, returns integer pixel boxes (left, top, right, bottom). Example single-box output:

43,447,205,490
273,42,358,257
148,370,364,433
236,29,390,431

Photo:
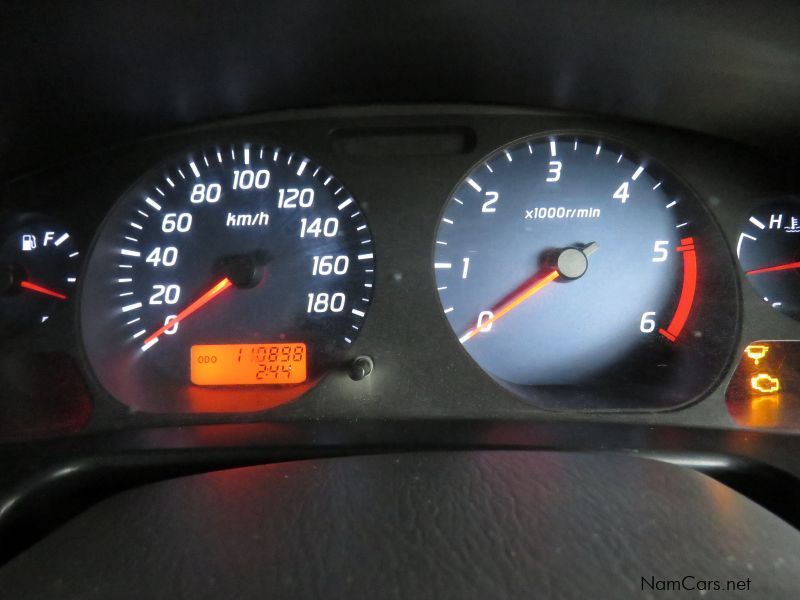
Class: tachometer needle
19,280,68,300
141,277,233,350
746,261,800,276
460,269,560,344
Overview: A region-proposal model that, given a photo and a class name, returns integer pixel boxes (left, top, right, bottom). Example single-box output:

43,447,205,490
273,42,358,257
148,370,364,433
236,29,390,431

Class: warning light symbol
745,344,770,365
751,373,781,394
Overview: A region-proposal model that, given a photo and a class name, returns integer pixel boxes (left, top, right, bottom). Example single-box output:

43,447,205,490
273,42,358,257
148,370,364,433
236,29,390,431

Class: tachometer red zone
658,237,697,342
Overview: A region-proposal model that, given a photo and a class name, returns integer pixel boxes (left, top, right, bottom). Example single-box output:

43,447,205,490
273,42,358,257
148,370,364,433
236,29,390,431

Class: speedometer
433,134,738,410
81,143,375,412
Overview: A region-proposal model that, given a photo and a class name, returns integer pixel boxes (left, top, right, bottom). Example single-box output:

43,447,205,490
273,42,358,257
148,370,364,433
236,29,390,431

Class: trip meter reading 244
81,143,375,412
433,134,738,410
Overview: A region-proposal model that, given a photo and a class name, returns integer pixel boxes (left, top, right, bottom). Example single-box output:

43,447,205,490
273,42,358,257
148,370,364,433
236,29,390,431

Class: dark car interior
1,2,800,598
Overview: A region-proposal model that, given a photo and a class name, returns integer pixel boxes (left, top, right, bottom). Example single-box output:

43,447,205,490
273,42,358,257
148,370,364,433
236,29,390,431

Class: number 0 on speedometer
81,143,375,412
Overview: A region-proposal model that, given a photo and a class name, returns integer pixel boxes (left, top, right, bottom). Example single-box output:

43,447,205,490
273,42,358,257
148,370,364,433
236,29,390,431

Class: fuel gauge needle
141,277,233,351
19,280,68,300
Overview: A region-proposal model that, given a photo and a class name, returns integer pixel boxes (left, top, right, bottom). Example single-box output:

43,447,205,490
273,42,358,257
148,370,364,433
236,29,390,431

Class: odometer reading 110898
81,143,375,412
433,134,738,410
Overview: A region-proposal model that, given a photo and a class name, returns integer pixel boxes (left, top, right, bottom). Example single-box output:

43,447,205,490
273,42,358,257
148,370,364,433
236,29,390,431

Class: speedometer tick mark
166,177,175,188
453,198,463,205
485,163,494,173
337,198,353,211
137,210,149,218
324,176,332,186
243,148,250,165
350,211,361,218
121,302,142,313
155,187,165,197
617,154,623,163
595,144,602,156
132,329,146,339
130,222,143,230
466,178,482,192
676,222,688,229
351,308,365,317
665,201,677,208
357,253,373,260
177,169,186,179
217,151,223,164
444,307,454,314
141,338,158,352
119,291,134,297
312,166,320,177
145,198,162,211
442,218,454,224
504,150,512,162
631,166,644,180
190,161,201,177
297,159,308,176
549,141,557,156
335,186,344,195
120,249,141,257
124,236,138,243
436,240,447,245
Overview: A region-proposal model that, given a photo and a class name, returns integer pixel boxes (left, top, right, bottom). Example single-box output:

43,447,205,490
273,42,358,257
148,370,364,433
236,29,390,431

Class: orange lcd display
190,343,307,386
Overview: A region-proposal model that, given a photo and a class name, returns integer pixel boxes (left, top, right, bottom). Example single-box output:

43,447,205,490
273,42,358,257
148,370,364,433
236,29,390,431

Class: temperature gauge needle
746,261,800,276
141,277,233,350
19,280,68,300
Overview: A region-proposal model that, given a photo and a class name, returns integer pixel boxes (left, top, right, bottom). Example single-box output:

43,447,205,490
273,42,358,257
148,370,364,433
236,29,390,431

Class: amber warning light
190,343,307,386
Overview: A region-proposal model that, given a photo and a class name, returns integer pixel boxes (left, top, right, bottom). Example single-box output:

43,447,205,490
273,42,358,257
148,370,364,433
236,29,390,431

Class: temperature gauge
737,198,800,321
0,215,79,335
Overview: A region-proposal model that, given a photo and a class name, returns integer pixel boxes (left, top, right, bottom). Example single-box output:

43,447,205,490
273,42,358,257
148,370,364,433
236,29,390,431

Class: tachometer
433,134,738,410
81,143,375,412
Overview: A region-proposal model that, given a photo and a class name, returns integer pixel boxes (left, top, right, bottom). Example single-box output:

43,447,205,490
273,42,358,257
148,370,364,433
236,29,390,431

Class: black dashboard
2,2,800,598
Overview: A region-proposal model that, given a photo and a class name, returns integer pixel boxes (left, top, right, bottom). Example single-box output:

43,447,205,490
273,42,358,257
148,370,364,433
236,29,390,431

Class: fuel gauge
737,198,800,321
0,215,79,335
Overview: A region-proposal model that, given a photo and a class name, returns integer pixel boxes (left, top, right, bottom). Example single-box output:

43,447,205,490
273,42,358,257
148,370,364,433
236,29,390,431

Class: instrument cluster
1,107,799,440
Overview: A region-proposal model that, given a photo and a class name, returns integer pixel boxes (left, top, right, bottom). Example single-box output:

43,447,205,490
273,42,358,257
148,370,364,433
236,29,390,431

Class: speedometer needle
746,261,800,275
141,277,233,350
